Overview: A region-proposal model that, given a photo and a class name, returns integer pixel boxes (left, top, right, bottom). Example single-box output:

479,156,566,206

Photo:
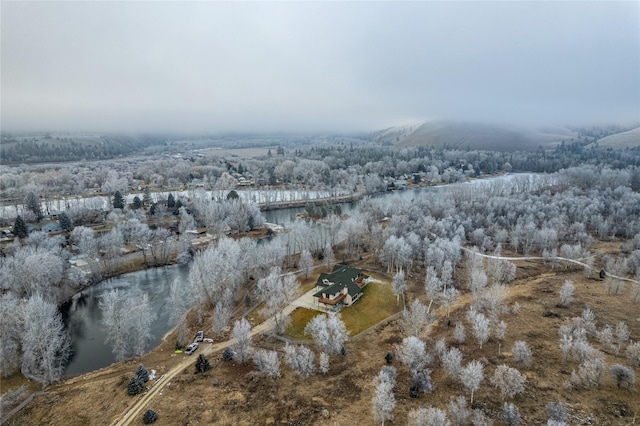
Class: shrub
409,369,433,398
143,409,158,424
626,341,640,366
546,402,568,423
502,402,521,426
610,364,635,389
222,347,235,361
195,354,211,374
490,365,527,399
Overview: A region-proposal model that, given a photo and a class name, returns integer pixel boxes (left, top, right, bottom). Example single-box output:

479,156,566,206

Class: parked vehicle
203,338,214,343
185,342,199,355
195,331,204,342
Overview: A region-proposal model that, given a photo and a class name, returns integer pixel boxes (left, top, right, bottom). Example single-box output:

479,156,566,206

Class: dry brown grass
4,242,640,426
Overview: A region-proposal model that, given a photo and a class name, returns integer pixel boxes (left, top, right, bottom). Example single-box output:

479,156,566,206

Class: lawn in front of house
285,273,401,339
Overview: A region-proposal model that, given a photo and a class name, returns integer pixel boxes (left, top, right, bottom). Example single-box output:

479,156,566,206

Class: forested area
1,141,639,424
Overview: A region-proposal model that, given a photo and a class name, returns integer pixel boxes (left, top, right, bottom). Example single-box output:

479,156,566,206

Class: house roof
315,265,362,288
313,265,364,299
313,280,362,299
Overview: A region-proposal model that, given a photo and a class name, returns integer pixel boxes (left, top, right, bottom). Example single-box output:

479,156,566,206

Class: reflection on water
61,263,190,377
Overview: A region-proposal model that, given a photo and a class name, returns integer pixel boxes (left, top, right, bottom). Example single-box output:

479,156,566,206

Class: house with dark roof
313,265,370,308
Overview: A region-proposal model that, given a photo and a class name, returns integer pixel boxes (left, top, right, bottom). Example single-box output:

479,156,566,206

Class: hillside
375,120,578,152
588,127,640,149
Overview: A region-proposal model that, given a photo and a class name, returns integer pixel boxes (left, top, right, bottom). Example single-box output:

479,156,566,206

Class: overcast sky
2,1,638,133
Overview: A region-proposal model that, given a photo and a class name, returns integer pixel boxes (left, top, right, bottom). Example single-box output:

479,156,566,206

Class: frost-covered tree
407,406,450,426
626,341,640,366
130,292,156,357
256,267,298,334
501,402,521,426
512,340,533,367
231,318,253,364
490,365,527,399
615,322,630,354
300,249,314,279
546,402,568,424
21,294,71,386
304,312,348,355
558,280,575,307
212,301,232,335
459,360,484,404
253,349,281,378
454,322,466,344
101,289,133,361
442,347,463,378
447,396,471,426
397,336,429,373
372,366,396,425
470,311,490,349
319,352,330,374
284,343,315,378
0,294,21,377
403,299,433,337
392,269,407,307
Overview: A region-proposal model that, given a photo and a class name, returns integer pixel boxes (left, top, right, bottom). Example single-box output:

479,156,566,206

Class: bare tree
490,365,527,399
615,322,630,354
231,318,253,364
371,366,396,425
130,292,156,357
501,402,521,426
21,294,71,387
212,301,232,335
459,360,484,404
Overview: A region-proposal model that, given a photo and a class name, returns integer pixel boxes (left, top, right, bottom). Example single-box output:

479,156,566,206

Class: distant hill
373,120,579,152
587,127,640,149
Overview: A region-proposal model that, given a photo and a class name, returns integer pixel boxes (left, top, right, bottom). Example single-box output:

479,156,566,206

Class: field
3,242,640,425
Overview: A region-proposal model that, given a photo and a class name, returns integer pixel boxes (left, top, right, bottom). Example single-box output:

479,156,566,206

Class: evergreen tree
167,193,175,208
143,409,158,424
133,196,142,209
59,212,73,232
195,354,211,373
135,364,149,382
25,192,43,221
127,375,145,395
143,187,152,207
13,215,28,239
148,203,157,217
113,191,125,209
226,190,239,200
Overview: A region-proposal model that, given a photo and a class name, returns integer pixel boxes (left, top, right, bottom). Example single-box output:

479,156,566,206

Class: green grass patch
285,274,401,339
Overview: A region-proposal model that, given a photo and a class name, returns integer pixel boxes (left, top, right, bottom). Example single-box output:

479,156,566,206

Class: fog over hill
588,127,640,150
373,120,579,152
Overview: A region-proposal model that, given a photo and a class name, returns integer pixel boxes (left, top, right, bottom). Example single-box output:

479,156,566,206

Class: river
61,173,545,376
